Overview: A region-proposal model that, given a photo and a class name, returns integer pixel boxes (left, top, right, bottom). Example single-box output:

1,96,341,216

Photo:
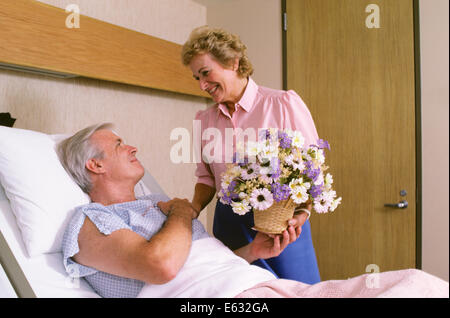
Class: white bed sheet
0,183,99,298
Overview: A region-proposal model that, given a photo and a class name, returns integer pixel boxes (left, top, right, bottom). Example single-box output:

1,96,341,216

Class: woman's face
189,53,240,104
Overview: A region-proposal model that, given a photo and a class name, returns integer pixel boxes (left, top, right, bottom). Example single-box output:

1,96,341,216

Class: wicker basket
252,199,296,234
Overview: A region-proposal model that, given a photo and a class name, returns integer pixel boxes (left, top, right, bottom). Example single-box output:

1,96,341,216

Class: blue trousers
213,200,321,284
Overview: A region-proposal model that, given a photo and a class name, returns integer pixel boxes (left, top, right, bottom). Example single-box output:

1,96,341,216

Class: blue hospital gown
61,194,210,298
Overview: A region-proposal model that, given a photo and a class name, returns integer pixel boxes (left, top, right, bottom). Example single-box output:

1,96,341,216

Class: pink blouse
194,77,319,191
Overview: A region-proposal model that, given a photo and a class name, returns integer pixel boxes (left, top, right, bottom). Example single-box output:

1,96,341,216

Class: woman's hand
237,201,313,263
234,226,298,264
287,200,312,238
250,227,297,260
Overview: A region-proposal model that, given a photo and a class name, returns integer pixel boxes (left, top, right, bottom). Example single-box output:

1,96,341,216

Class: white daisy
323,172,335,191
313,190,335,213
316,149,326,165
250,188,274,211
231,200,251,215
259,142,279,162
313,199,329,214
314,172,324,186
322,189,337,203
309,148,325,165
241,163,259,180
291,131,305,148
285,154,306,171
229,165,243,177
330,197,342,212
258,174,272,185
238,192,248,199
289,178,311,191
291,186,309,204
220,175,233,192
302,148,312,162
247,141,261,157
325,173,333,184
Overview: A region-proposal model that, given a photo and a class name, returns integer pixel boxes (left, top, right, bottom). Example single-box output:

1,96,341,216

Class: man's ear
85,158,105,174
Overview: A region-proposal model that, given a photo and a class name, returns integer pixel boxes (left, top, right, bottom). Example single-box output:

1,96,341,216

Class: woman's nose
199,78,208,91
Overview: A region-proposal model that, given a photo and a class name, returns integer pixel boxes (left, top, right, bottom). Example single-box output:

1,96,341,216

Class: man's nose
128,145,137,154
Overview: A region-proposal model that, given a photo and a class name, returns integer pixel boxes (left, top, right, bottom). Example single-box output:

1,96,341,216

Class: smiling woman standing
180,26,321,284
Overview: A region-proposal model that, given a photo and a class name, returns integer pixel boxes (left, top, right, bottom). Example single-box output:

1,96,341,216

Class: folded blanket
235,269,449,298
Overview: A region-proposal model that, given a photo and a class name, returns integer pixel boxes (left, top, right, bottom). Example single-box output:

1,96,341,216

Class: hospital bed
0,126,166,298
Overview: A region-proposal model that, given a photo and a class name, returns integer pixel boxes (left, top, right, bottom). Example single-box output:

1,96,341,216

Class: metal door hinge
283,12,287,31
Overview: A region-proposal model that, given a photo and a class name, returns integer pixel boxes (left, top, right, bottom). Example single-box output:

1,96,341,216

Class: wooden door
286,0,417,280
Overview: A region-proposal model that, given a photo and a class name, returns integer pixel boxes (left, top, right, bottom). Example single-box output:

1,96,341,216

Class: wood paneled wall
0,0,208,98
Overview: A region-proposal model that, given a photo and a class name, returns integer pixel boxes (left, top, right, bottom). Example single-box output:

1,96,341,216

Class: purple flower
305,161,321,182
258,129,277,143
227,182,240,198
266,158,281,179
278,131,292,149
271,182,291,202
270,168,281,180
227,180,237,191
219,188,233,204
310,184,323,199
258,129,271,140
317,139,330,150
219,181,240,205
233,153,249,167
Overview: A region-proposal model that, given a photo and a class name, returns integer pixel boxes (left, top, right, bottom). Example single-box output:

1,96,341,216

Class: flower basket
218,128,341,235
253,198,296,234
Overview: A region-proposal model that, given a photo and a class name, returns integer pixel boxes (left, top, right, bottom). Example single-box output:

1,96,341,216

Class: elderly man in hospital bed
57,123,448,298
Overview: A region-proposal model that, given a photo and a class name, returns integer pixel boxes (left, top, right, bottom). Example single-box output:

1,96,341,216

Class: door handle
384,200,408,209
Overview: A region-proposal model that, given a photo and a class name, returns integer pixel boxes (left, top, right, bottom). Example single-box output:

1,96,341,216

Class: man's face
89,129,144,182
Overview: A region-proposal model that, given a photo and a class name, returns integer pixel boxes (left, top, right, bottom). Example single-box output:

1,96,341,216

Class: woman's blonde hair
181,26,253,78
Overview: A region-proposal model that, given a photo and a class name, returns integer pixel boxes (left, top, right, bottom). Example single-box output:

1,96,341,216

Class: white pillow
0,127,91,256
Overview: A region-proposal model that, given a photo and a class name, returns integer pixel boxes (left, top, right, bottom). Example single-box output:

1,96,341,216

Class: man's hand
157,201,172,215
157,198,198,219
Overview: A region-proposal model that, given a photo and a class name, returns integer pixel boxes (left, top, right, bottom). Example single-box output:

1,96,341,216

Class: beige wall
0,0,210,227
420,0,449,281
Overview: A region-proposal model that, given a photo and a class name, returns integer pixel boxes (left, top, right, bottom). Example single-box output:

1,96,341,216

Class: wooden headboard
0,0,208,98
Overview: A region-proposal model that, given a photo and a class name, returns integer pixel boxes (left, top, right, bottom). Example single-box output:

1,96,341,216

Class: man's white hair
57,123,114,194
